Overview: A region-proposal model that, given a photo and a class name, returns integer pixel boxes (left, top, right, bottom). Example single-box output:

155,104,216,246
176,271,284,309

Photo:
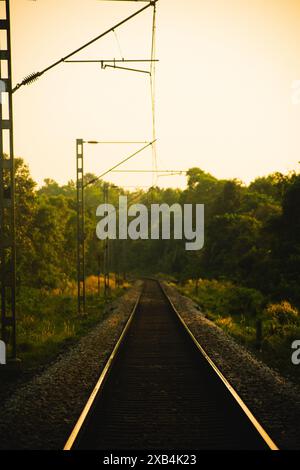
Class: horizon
10,0,300,190
22,158,299,191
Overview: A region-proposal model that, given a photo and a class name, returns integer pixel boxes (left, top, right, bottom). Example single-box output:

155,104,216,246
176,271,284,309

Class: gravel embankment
163,282,300,450
0,282,142,450
1,280,299,450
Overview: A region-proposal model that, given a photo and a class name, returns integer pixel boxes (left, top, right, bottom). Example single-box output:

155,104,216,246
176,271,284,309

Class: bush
178,278,300,383
226,286,264,317
15,276,129,368
264,301,299,326
179,278,263,320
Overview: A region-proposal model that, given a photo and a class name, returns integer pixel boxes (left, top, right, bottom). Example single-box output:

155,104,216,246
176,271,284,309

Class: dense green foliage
177,279,300,381
15,159,300,309
11,158,300,378
17,280,127,369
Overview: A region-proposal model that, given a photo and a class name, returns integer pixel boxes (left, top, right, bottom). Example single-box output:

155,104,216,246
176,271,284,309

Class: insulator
21,71,42,86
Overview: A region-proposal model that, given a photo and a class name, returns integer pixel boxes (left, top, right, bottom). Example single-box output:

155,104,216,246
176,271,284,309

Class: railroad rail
64,279,278,450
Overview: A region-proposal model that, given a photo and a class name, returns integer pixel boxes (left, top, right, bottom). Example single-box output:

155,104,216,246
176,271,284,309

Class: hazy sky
8,0,300,188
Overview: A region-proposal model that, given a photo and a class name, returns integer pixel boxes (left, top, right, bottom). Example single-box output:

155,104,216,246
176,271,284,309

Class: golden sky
8,0,300,188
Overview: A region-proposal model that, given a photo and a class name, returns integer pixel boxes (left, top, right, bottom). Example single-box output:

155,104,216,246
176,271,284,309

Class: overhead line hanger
12,1,158,93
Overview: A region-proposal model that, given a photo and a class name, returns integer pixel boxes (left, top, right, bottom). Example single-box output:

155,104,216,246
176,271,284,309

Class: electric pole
0,0,17,361
103,183,110,298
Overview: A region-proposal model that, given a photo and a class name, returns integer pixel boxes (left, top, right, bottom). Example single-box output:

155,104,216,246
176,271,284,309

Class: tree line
14,158,300,308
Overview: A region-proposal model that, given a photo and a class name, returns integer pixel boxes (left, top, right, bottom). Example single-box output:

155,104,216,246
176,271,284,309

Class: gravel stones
163,282,300,450
0,283,142,450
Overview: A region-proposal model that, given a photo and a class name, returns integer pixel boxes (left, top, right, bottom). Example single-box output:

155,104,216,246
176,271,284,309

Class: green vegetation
8,158,300,379
177,279,300,382
16,277,128,369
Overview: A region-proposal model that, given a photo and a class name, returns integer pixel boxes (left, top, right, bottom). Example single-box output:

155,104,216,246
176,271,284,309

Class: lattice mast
0,0,16,359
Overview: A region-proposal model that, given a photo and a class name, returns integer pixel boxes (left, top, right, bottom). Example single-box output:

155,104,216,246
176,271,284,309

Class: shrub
226,286,264,317
179,278,263,319
264,301,299,326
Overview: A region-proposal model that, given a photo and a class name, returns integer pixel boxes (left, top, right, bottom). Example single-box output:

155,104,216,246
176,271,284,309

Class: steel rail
63,279,279,451
158,281,279,451
64,290,142,450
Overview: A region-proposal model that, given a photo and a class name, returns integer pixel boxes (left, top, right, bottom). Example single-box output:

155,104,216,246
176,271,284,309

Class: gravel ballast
163,282,300,450
0,280,299,450
0,283,142,450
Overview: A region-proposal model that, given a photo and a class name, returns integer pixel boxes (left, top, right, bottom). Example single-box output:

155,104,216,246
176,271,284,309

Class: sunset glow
10,0,300,187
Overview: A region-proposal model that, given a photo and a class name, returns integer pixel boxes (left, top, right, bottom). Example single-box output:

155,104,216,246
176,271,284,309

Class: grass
175,279,300,384
15,275,130,370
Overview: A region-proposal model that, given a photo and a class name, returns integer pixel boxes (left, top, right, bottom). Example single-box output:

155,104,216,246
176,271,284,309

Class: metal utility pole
76,139,86,315
0,0,158,355
0,0,17,360
114,239,120,288
103,183,110,298
150,0,157,184
97,253,101,296
76,140,153,313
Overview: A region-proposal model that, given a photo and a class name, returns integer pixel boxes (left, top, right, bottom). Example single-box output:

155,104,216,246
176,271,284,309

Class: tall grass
16,275,129,369
176,279,300,383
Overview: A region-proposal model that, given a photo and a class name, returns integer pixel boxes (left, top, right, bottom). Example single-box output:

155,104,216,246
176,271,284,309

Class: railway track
64,279,278,450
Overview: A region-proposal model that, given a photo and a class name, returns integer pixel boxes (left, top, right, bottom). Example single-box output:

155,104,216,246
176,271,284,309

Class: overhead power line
97,1,153,2
84,140,149,144
110,170,187,173
12,1,157,93
150,1,157,183
64,59,158,63
85,140,156,187
64,59,158,75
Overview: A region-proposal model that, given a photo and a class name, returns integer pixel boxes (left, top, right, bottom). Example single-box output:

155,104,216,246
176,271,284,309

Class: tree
213,180,243,215
202,213,261,283
14,158,37,286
